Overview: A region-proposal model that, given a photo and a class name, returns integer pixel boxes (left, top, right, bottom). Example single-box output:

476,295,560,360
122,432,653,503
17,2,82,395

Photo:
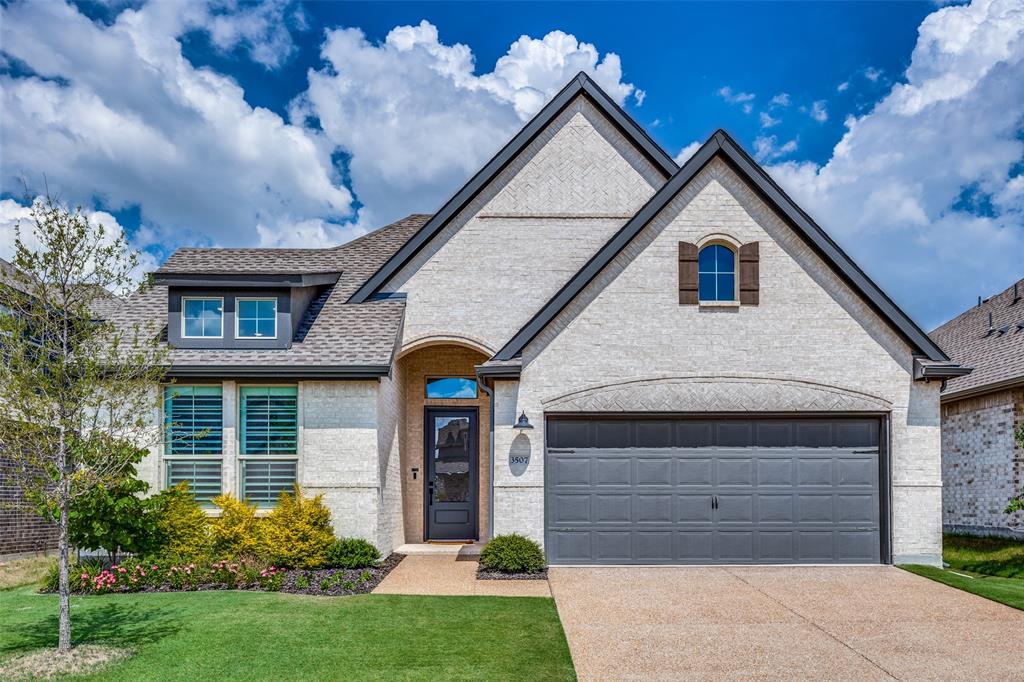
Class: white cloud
759,111,781,128
202,0,307,69
770,93,791,107
837,81,850,92
754,135,798,162
768,0,1024,329
864,66,883,82
0,0,354,252
809,100,828,122
674,141,702,165
294,22,638,226
0,198,160,289
634,89,646,106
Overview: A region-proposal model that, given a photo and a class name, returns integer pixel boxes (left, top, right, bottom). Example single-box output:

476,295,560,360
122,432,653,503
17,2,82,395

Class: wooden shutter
678,242,699,304
739,242,760,305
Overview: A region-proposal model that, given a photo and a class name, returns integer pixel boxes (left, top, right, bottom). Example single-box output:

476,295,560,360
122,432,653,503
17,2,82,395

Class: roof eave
940,375,1024,403
166,364,391,379
913,357,973,381
153,272,341,288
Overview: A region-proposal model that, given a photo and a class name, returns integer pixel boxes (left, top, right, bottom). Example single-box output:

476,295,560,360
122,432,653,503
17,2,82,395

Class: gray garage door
545,417,883,565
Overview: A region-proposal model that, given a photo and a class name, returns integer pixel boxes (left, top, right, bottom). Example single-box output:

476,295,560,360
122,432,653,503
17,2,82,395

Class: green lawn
899,533,1024,611
0,587,576,681
942,533,1024,578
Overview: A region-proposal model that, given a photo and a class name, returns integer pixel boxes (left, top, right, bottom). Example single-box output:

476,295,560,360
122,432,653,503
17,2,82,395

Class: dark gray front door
545,417,884,565
425,408,478,540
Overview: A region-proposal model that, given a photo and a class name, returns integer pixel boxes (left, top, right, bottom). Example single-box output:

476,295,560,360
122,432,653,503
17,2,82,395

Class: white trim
181,296,224,339
696,241,739,303
235,296,278,340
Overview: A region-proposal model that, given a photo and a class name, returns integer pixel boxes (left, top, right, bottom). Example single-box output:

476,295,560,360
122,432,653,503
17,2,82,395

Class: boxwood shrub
479,534,545,573
324,538,380,569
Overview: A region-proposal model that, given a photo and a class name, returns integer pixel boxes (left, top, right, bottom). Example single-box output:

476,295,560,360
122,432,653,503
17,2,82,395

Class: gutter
940,375,1024,404
166,364,392,379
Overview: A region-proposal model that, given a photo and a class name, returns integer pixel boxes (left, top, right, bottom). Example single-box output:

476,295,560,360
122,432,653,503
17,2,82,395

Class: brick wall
941,389,1024,535
0,454,58,556
492,159,944,565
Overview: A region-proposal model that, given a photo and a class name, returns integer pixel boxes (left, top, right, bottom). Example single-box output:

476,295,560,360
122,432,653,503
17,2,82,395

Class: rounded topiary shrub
324,538,381,569
479,534,546,574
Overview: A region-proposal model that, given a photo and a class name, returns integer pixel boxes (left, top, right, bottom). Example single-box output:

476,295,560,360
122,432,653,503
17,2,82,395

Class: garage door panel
676,495,714,523
545,417,881,565
677,458,713,485
636,494,673,523
678,531,714,561
757,458,794,485
552,494,592,524
717,458,754,485
594,494,632,523
595,457,632,485
551,456,590,486
636,458,673,486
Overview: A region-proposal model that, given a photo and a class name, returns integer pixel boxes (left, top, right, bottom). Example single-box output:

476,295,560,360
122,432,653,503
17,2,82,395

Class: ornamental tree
0,196,166,653
1006,423,1024,518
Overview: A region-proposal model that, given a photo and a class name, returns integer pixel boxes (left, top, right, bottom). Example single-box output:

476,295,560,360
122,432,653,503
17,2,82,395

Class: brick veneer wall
941,389,1024,536
0,455,58,556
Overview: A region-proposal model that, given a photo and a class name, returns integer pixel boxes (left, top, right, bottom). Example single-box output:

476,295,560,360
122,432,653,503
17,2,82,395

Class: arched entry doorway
396,342,491,543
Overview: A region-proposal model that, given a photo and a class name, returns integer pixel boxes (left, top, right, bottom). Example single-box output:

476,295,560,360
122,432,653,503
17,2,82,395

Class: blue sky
1,0,1022,329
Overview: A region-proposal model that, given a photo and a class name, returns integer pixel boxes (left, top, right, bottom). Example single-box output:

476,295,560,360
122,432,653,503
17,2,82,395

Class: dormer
153,267,340,350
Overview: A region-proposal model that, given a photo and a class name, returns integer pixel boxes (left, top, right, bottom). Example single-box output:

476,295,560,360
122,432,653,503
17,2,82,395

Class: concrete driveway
548,565,1024,681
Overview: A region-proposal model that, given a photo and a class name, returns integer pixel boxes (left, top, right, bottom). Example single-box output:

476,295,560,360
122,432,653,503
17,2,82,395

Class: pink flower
152,565,158,570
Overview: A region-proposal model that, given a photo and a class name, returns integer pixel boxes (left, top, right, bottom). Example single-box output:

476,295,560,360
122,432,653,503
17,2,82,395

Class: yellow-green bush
152,482,211,559
258,486,335,568
210,494,260,558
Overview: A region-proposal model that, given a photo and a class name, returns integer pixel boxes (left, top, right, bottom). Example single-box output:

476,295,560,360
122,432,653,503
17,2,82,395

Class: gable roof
347,72,679,304
930,279,1024,400
102,214,429,377
493,129,953,365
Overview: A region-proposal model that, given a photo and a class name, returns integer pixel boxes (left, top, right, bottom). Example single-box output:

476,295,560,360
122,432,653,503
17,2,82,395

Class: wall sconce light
513,411,534,430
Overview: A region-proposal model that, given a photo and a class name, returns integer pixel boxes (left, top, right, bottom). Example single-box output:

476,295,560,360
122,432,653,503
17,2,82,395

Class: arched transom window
698,244,736,302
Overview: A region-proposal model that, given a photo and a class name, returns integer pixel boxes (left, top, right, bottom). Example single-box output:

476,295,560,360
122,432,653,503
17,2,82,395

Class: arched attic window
698,243,736,302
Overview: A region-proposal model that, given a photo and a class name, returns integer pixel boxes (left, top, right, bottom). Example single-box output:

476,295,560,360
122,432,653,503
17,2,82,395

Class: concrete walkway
372,554,550,597
549,565,1024,681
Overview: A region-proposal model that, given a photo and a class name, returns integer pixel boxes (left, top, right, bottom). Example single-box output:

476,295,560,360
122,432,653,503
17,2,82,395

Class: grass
0,556,55,591
0,587,575,681
899,533,1024,611
942,533,1024,578
900,564,1024,611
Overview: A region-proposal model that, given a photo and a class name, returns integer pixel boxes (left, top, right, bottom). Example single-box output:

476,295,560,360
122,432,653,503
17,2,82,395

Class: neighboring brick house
0,257,60,558
101,73,969,567
931,279,1024,538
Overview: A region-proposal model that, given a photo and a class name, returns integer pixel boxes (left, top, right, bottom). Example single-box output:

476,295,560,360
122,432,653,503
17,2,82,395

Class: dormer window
237,298,277,339
182,297,224,338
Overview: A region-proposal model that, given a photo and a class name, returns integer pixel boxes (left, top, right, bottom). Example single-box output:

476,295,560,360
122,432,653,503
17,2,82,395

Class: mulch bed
43,554,405,597
476,565,548,581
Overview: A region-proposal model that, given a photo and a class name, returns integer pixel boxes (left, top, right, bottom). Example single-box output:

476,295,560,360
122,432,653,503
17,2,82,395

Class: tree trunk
58,498,72,653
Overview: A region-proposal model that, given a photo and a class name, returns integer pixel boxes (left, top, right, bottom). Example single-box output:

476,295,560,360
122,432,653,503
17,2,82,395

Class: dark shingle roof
930,278,1024,399
100,214,430,372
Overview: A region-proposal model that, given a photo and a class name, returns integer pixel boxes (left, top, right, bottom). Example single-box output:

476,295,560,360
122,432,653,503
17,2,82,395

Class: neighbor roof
930,279,1024,400
492,129,954,365
347,72,679,304
101,214,429,377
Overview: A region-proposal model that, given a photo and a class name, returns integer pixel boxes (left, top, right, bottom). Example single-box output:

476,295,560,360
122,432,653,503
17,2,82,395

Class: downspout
476,372,496,541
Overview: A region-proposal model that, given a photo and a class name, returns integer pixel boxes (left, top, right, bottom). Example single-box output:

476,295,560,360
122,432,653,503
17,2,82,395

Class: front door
424,408,478,540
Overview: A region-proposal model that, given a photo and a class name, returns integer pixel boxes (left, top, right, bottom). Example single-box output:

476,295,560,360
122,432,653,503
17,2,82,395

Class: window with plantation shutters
240,386,298,505
240,387,298,455
163,385,223,504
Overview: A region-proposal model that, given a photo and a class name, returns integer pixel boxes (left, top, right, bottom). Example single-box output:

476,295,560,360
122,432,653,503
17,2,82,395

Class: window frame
425,376,479,399
235,296,278,340
697,242,739,304
181,296,225,339
237,384,300,507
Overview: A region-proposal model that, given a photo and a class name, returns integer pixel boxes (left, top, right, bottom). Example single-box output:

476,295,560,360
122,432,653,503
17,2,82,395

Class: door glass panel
433,416,471,502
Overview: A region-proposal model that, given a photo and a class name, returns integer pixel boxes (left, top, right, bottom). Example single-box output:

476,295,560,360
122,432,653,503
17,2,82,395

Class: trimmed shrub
210,494,260,558
479,534,546,574
258,486,335,569
151,482,212,559
324,538,380,569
